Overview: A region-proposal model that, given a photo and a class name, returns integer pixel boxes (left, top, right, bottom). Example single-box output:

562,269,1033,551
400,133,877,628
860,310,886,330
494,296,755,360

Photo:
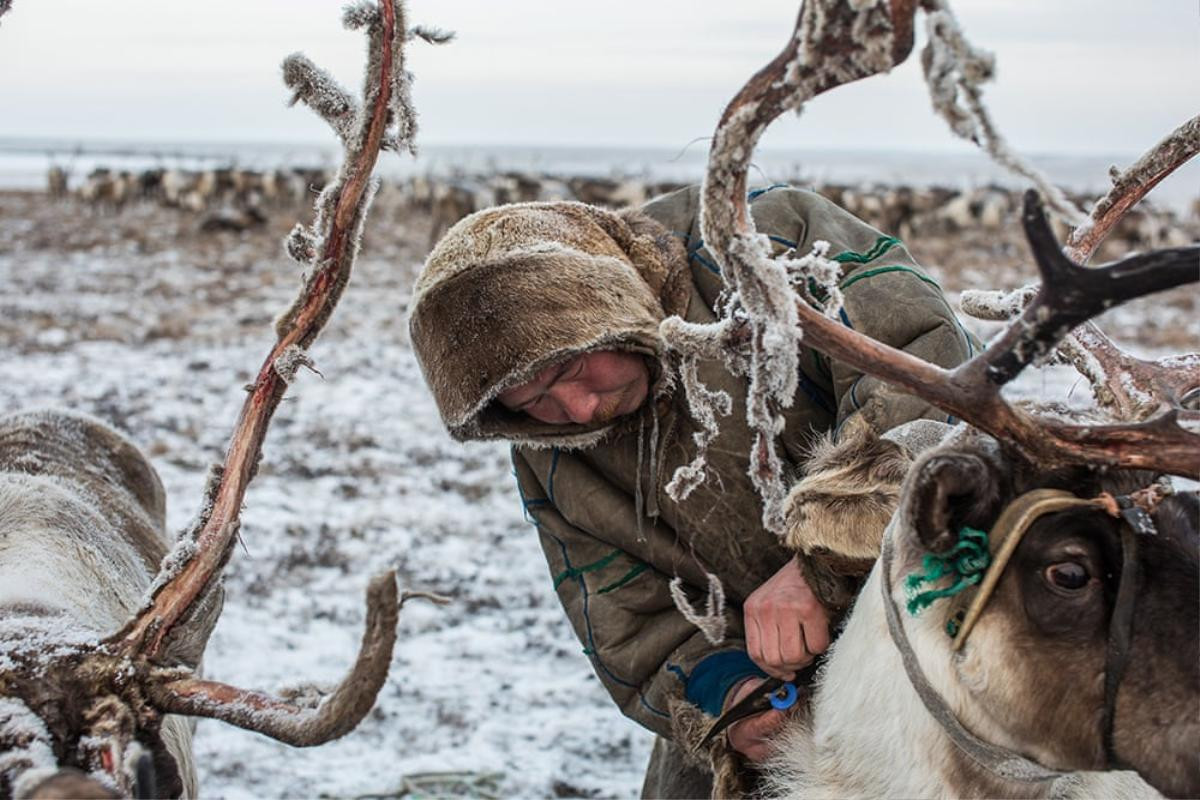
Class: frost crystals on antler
663,0,915,534
921,1,1086,226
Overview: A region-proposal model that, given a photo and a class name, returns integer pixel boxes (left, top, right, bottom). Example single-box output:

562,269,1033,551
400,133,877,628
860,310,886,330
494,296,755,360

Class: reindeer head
893,434,1199,796
685,0,1199,794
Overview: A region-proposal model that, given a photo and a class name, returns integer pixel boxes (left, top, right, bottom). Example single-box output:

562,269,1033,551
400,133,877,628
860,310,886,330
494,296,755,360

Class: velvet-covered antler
113,0,405,664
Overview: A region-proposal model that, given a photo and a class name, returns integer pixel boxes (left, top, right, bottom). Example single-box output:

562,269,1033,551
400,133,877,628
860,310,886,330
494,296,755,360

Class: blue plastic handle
769,682,798,710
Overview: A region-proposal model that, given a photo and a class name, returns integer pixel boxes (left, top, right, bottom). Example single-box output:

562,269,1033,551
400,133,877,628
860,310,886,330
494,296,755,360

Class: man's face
497,350,650,426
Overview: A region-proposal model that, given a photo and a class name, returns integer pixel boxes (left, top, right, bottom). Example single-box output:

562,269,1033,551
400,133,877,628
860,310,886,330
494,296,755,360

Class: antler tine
699,0,1200,478
962,119,1200,418
977,191,1199,387
111,0,407,662
1065,114,1200,265
146,572,403,747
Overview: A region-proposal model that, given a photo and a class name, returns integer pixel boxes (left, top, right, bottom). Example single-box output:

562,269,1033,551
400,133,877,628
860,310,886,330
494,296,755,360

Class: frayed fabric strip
669,573,728,645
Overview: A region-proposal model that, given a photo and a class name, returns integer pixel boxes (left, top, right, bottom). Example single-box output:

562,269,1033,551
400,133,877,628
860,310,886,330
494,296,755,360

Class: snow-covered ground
0,189,653,798
0,186,1194,798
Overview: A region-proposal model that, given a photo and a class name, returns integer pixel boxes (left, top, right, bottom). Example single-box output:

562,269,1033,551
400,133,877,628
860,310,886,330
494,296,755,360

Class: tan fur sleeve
781,417,913,609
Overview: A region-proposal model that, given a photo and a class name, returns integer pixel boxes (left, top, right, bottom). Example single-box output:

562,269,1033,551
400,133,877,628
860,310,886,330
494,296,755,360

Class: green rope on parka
904,526,991,634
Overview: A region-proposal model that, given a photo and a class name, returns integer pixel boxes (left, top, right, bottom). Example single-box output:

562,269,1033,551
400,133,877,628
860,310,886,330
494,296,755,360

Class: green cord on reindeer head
904,527,990,627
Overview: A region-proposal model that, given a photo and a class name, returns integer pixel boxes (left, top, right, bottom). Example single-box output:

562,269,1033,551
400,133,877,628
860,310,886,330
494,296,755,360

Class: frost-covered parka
408,185,973,761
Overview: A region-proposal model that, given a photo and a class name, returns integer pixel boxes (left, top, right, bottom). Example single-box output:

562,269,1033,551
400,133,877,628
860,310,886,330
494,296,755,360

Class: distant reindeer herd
49,166,1198,251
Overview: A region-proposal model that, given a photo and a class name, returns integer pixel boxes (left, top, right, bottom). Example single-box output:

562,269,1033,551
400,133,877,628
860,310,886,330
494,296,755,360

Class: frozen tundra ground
0,186,1195,798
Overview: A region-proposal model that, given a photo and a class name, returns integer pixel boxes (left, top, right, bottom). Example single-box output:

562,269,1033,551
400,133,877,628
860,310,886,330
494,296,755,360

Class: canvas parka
408,184,975,744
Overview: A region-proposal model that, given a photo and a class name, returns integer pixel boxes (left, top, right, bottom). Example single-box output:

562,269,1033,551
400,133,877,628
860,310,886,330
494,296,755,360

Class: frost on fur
669,574,728,645
959,285,1170,418
0,0,12,24
285,223,320,265
664,356,732,501
921,2,1086,227
273,344,321,384
0,698,56,795
960,285,1035,323
342,0,380,30
282,53,360,147
677,0,903,538
781,239,844,319
410,25,455,44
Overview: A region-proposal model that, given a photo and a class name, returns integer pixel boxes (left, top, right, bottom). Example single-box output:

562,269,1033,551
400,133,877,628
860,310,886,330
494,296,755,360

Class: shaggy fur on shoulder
782,417,913,609
408,201,688,448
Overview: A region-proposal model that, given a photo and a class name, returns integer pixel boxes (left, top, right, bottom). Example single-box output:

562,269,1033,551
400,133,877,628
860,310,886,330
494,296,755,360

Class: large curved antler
146,573,402,747
0,9,449,792
96,0,450,755
687,0,921,529
692,0,1200,480
113,0,405,662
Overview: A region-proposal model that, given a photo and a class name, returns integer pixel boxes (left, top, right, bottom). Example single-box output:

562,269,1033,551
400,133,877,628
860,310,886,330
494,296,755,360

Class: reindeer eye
1044,562,1089,591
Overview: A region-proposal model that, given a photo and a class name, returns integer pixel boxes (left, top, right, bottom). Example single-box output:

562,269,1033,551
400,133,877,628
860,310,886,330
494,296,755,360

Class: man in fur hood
408,184,973,796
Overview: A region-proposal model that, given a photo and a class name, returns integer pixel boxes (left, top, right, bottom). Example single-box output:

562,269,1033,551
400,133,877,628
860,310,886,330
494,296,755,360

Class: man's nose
552,384,600,425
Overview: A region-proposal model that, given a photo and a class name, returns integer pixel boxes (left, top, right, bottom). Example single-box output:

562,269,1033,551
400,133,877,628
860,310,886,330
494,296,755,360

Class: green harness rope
904,526,991,635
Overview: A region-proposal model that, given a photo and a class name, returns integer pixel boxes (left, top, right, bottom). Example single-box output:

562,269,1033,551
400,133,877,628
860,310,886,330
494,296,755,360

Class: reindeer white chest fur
763,523,1161,800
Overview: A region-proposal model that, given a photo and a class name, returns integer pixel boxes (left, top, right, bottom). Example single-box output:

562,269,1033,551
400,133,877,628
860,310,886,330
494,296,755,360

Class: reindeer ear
906,451,1005,553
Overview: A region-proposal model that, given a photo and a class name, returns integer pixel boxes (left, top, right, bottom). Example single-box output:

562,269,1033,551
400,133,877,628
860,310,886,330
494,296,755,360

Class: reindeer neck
773,566,1072,799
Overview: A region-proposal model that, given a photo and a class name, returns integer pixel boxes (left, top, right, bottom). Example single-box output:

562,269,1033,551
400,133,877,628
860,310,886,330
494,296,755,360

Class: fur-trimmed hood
408,200,688,447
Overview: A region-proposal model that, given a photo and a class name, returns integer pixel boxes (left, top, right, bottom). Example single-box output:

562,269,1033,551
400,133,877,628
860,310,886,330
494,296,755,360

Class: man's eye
530,396,556,416
565,360,585,380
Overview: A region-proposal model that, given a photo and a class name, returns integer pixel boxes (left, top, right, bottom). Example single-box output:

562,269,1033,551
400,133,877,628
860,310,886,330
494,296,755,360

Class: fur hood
408,200,688,447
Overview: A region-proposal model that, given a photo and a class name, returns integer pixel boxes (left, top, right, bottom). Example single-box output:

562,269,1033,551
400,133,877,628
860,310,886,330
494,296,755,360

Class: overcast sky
0,0,1196,156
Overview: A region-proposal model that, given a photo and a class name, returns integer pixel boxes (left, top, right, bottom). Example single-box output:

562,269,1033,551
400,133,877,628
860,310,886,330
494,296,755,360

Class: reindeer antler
691,0,1200,481
114,0,404,662
100,0,451,742
1065,115,1200,265
145,574,405,746
964,116,1200,420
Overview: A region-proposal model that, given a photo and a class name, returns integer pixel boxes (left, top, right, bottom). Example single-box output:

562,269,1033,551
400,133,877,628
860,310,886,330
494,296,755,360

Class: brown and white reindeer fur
763,426,1198,799
0,410,217,798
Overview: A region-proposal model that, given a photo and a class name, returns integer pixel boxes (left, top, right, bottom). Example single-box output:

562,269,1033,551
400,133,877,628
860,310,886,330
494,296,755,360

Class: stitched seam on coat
554,548,622,589
550,534,670,719
849,376,864,410
839,264,941,292
831,235,902,264
838,268,975,419
597,563,648,594
531,453,666,717
687,243,721,275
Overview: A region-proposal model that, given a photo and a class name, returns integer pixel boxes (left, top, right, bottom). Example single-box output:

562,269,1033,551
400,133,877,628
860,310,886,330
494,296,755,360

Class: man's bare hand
744,557,829,680
724,677,787,762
